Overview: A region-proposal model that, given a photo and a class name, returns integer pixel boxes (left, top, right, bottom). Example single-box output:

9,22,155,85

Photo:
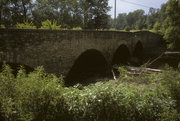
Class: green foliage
153,21,161,33
72,27,82,30
115,13,127,30
109,28,115,31
82,0,110,29
1,0,110,29
40,20,61,30
125,26,130,32
110,4,168,31
0,64,64,121
0,24,5,28
146,8,161,29
0,0,33,27
0,64,180,121
160,68,180,112
63,80,179,121
0,64,15,121
162,0,180,50
16,21,36,29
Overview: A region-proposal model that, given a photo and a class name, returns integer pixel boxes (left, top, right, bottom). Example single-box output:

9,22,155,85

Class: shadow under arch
0,62,34,75
132,41,143,66
111,44,130,66
65,49,109,86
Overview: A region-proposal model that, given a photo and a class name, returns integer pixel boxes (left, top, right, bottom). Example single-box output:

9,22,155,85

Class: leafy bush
72,27,82,30
63,81,179,121
109,28,116,31
16,21,36,29
0,24,5,28
0,64,16,121
160,68,180,112
0,64,179,121
0,65,64,121
40,20,61,30
125,26,130,32
153,21,161,33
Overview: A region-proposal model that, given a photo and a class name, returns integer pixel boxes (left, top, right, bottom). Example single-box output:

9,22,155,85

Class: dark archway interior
111,45,130,66
132,41,143,66
0,62,34,75
65,49,109,86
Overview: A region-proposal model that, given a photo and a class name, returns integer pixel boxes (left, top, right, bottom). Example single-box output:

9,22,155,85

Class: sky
108,0,168,18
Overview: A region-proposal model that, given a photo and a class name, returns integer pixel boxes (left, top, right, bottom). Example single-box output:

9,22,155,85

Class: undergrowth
0,64,179,121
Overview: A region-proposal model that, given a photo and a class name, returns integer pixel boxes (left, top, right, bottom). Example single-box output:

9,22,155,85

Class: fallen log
125,66,161,72
146,68,162,73
164,51,180,56
112,65,162,78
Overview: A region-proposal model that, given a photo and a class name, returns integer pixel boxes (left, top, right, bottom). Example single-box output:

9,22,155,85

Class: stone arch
132,41,143,66
65,49,109,86
111,44,130,66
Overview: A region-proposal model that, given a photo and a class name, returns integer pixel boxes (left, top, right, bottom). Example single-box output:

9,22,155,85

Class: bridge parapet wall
0,29,163,75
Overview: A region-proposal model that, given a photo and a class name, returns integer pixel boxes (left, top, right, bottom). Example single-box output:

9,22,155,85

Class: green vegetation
0,24,5,28
112,0,180,50
125,26,130,32
153,22,161,33
16,21,36,29
0,0,110,30
0,64,180,121
162,0,180,50
72,27,82,30
40,20,61,30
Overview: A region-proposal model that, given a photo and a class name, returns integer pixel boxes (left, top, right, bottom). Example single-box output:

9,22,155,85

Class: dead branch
111,69,117,80
164,51,180,55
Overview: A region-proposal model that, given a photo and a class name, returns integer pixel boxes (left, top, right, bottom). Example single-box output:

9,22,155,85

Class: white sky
109,0,168,17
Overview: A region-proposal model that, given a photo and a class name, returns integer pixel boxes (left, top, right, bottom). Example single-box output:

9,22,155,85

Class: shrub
0,24,5,28
63,81,179,121
72,27,82,30
125,26,130,32
16,21,36,29
0,65,64,121
0,64,179,121
40,20,61,30
0,64,16,121
153,21,161,33
160,68,180,112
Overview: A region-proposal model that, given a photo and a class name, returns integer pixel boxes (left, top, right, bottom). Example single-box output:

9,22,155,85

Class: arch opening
65,49,109,86
111,44,130,66
132,41,143,66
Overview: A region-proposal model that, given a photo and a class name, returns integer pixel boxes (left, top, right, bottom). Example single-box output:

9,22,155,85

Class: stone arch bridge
0,29,163,84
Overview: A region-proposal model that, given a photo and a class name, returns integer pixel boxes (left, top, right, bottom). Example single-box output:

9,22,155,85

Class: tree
146,8,160,29
153,21,161,32
126,9,145,29
32,0,60,27
116,13,127,30
135,10,147,30
162,0,180,50
0,0,11,27
82,0,110,29
0,0,33,27
159,3,167,22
